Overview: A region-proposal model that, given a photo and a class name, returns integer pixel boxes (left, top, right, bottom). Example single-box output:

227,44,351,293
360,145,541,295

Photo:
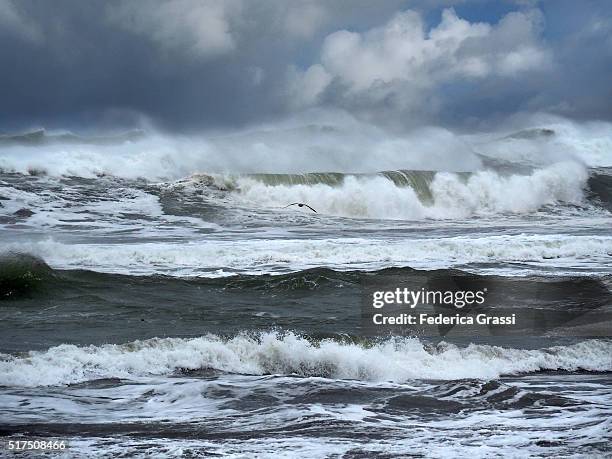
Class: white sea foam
235,161,589,219
475,114,612,167
0,123,479,179
1,333,610,387
0,182,218,235
0,114,610,180
1,161,593,226
6,234,611,276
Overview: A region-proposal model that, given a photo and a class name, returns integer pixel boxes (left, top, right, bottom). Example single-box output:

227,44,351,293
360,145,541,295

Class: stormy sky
0,0,611,133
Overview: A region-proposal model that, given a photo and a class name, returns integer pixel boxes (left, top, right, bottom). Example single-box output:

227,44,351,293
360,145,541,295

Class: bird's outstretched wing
283,202,317,213
302,204,317,213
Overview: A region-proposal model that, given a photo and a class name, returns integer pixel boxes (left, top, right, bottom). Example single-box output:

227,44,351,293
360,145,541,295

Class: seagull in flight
284,202,317,213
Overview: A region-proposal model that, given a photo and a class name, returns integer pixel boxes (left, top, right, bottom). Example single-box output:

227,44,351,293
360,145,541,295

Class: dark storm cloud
0,0,610,132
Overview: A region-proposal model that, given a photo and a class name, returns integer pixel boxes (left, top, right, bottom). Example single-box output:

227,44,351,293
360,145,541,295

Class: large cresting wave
230,161,589,219
1,115,611,179
6,233,612,276
1,333,610,387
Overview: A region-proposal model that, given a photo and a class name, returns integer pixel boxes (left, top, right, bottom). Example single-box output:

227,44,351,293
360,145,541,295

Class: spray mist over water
1,113,610,180
233,161,588,219
0,113,610,221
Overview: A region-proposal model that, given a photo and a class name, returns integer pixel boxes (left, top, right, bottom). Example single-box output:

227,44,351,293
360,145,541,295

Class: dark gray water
1,160,611,457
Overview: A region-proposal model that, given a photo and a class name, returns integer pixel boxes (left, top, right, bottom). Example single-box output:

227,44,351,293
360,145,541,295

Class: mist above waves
0,112,611,180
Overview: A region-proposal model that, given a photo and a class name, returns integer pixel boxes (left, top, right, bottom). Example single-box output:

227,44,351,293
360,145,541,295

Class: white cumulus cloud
291,8,551,107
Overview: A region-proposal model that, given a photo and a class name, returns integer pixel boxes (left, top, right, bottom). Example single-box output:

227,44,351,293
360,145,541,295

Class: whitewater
1,117,611,457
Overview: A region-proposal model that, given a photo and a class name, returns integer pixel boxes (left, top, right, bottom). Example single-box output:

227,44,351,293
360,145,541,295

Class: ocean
0,124,611,457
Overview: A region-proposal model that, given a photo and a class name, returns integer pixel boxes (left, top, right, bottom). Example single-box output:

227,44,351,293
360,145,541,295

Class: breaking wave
1,333,610,387
0,115,611,180
230,161,589,219
6,233,612,276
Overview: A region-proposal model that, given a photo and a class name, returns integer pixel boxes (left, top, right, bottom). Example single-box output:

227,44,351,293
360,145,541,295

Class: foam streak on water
1,121,611,457
3,234,612,277
1,333,610,387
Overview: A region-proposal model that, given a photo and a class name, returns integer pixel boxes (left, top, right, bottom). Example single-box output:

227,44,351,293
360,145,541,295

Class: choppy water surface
0,128,611,457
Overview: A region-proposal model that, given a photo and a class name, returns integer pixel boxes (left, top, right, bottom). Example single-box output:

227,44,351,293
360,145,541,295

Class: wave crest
6,234,612,276
1,333,610,387
232,162,588,219
0,253,53,299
